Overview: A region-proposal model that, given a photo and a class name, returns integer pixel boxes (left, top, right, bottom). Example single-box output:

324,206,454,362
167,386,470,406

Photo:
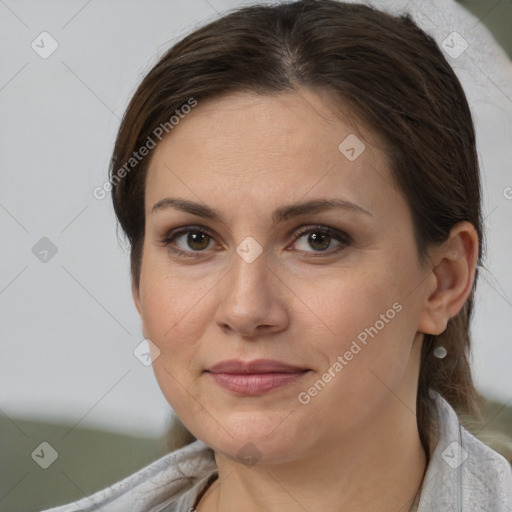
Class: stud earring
433,346,447,359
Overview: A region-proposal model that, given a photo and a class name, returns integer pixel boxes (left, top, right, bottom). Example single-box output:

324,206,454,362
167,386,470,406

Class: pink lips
205,359,310,395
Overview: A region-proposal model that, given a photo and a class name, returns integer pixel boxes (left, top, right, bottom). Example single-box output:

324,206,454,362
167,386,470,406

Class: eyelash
158,224,352,259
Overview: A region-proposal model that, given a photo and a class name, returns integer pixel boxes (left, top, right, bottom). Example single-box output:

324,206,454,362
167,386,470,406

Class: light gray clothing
41,393,512,512
415,393,512,511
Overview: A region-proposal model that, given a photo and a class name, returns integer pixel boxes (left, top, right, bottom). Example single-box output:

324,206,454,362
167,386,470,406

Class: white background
1,0,511,438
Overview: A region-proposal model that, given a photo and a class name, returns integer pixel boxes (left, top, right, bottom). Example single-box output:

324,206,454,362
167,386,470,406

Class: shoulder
458,418,512,509
417,392,512,511
40,439,217,512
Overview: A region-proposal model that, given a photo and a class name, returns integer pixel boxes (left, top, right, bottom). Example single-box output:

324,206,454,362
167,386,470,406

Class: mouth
205,359,311,395
205,371,310,395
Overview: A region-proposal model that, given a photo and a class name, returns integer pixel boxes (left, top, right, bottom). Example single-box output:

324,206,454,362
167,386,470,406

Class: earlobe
418,222,479,335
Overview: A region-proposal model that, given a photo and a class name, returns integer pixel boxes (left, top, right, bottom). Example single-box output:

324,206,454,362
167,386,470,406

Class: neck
197,398,427,512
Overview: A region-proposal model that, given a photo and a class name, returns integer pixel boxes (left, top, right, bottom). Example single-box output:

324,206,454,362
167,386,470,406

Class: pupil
188,232,209,250
309,232,330,251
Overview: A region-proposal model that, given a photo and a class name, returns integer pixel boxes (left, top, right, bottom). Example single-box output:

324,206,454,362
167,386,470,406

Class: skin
132,88,478,512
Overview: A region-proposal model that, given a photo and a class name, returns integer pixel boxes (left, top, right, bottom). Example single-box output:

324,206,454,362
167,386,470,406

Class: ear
418,221,479,335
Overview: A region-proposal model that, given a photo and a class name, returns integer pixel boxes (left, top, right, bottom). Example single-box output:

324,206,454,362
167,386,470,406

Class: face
133,89,433,465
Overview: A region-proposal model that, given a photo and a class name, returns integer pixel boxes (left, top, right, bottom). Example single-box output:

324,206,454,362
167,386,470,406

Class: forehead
150,88,378,162
144,89,399,220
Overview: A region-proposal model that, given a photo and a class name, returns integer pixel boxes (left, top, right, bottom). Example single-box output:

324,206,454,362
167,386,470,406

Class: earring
433,346,447,359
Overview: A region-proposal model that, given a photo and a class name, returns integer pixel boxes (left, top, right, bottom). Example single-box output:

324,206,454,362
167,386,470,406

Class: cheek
291,263,397,344
295,296,412,435
292,257,416,393
138,260,212,414
138,252,214,343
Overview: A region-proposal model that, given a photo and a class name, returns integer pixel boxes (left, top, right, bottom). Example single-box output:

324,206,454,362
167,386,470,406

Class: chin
196,420,307,467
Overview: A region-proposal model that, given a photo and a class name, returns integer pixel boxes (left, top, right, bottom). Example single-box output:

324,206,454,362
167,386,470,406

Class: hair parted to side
110,0,484,459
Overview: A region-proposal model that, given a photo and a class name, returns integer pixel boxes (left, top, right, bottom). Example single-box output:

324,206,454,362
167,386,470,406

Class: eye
291,225,351,255
159,226,217,257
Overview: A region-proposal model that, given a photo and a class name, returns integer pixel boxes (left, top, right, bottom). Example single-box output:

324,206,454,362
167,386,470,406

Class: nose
214,249,289,338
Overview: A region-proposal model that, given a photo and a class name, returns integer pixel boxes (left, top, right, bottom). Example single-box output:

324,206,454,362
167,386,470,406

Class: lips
206,358,309,374
205,359,310,395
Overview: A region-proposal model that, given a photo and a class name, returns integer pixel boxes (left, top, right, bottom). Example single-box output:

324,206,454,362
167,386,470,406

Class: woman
43,0,512,510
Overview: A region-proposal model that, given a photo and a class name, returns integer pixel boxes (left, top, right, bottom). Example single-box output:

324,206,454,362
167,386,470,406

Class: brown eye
292,225,351,255
307,232,332,251
185,231,211,251
161,226,216,257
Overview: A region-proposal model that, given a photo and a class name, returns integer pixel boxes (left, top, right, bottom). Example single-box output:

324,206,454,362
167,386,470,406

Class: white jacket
41,393,512,512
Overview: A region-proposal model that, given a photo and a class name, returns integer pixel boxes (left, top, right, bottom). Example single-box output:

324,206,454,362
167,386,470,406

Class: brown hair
110,0,484,459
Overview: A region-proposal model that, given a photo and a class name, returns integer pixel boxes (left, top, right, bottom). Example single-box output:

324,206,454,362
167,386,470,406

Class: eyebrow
151,197,372,223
